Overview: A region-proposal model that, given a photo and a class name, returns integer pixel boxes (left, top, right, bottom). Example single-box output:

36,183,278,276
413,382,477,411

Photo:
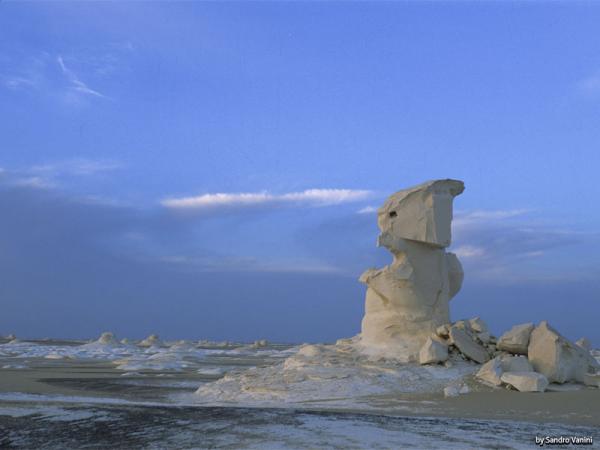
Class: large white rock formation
359,179,465,360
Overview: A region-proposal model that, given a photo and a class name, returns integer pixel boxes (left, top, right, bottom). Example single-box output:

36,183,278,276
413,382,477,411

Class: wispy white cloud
450,208,599,282
156,254,342,274
452,245,486,259
1,158,123,191
57,55,107,99
2,49,121,103
12,176,57,190
2,75,38,90
161,189,372,210
30,158,123,177
357,205,377,214
453,209,531,228
1,56,45,92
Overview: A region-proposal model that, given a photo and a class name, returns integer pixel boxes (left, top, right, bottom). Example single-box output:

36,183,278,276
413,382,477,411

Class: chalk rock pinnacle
359,179,465,360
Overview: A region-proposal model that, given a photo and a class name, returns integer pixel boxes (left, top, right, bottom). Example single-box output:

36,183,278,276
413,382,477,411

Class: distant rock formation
359,179,465,360
139,334,162,347
97,332,118,345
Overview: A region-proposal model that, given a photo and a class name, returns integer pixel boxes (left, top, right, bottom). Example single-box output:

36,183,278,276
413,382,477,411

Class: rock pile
418,316,496,366
419,316,599,393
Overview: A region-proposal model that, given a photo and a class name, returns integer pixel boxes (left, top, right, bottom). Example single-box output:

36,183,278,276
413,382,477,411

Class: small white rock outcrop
252,339,269,348
97,332,118,345
497,323,534,355
443,383,470,398
139,334,161,347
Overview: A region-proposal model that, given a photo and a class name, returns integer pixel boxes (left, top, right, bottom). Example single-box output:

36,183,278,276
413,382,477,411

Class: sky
1,2,600,345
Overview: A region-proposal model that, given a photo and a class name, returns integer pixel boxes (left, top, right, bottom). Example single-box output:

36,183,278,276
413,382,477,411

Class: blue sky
1,2,600,344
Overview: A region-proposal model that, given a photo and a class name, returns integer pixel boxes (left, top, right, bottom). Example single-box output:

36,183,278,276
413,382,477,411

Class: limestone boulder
469,317,488,333
501,355,533,373
449,326,490,364
419,337,449,365
501,372,548,392
477,332,491,345
453,320,471,331
476,355,534,387
497,323,534,355
435,324,450,339
528,321,598,383
476,357,503,386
